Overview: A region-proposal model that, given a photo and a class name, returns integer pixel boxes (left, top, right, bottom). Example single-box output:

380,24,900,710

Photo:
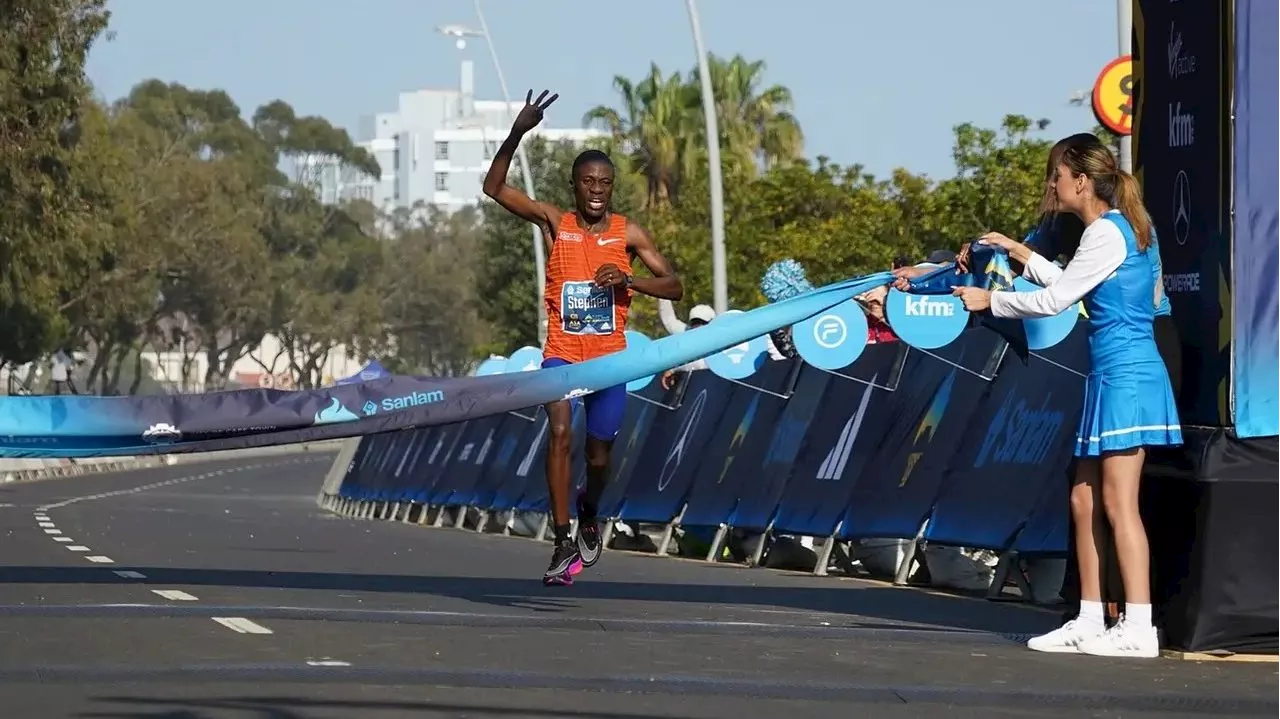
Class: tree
0,0,111,366
381,205,490,376
108,81,276,389
585,54,802,209
930,114,1056,243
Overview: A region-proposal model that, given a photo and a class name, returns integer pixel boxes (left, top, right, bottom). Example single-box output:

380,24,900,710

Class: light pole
438,7,548,346
1116,0,1133,172
685,0,728,314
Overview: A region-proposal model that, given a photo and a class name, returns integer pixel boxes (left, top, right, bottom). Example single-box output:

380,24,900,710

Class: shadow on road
0,564,1054,635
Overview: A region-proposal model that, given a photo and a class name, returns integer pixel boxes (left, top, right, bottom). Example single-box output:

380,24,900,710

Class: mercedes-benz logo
657,390,707,492
1173,170,1191,246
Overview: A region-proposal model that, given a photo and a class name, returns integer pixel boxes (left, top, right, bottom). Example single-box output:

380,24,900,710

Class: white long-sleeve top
989,218,1127,320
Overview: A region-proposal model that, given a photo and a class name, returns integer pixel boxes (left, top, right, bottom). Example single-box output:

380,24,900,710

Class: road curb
0,441,342,486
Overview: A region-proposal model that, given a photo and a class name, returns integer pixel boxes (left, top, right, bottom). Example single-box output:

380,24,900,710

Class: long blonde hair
1059,143,1153,251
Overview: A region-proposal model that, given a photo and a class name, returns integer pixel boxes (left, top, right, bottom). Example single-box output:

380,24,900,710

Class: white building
312,59,605,215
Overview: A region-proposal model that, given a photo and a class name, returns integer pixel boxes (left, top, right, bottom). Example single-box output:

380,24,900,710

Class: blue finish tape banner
0,273,893,457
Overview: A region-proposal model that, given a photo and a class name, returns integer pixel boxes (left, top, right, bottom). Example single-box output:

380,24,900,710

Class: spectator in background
657,300,717,389
49,349,78,395
763,258,901,345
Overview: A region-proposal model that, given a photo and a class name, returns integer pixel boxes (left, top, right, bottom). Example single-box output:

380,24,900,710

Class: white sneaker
1077,617,1161,659
1026,619,1105,654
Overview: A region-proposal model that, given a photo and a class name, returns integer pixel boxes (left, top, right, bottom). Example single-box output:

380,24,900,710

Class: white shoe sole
1027,642,1083,654
1078,646,1160,659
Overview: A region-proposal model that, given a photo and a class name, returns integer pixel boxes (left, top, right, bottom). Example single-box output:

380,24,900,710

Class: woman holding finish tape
951,139,1182,659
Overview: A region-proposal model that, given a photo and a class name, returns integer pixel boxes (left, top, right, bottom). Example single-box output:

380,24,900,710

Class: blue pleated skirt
1074,360,1183,457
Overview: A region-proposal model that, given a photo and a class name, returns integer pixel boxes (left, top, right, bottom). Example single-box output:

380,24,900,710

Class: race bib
561,281,616,335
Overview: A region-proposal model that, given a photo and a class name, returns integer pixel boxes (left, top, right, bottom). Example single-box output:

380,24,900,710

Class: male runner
482,90,684,585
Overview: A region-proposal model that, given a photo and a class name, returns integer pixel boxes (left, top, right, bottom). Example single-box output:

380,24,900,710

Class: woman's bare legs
1077,447,1160,658
1027,459,1108,652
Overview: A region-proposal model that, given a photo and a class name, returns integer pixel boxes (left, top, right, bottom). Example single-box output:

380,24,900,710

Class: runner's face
573,161,614,221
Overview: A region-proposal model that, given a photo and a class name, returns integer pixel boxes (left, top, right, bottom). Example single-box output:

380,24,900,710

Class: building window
434,141,449,160
435,172,448,192
392,149,400,171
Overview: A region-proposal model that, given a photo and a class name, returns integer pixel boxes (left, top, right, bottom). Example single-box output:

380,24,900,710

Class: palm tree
583,64,700,208
699,54,804,172
583,56,804,208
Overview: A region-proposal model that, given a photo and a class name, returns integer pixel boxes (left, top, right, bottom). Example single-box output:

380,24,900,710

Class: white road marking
86,556,115,563
114,570,146,579
212,617,273,635
44,528,62,535
37,521,55,527
151,589,198,601
53,537,74,543
306,659,352,667
66,545,91,552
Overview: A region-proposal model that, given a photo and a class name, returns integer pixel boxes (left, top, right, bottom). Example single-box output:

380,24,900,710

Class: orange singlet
543,212,632,364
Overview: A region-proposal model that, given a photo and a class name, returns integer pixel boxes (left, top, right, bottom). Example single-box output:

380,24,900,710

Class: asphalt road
0,452,1274,719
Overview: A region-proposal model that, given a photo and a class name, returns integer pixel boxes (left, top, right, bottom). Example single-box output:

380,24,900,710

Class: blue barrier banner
469,413,541,510
510,402,588,514
596,380,673,518
1012,468,1071,554
837,332,997,540
363,431,409,501
617,372,733,524
1232,0,1279,438
491,412,548,512
680,360,799,528
729,364,833,531
396,427,439,502
409,423,464,503
337,434,375,499
924,326,1089,549
770,344,902,537
432,415,511,507
371,430,427,502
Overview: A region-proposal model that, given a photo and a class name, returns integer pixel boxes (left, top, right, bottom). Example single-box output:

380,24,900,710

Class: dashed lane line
212,617,273,635
152,590,198,601
24,457,329,650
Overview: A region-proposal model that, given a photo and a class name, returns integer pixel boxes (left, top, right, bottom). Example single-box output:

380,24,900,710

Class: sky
86,0,1123,181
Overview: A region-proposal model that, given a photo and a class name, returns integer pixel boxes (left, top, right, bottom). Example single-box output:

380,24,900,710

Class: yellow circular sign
1092,56,1134,136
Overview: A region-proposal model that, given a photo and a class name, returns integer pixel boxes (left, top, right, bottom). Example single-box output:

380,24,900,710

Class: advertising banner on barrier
618,372,732,524
729,365,832,532
468,413,541,511
1134,0,1232,425
924,329,1089,550
335,330,1091,555
770,344,901,538
837,334,996,541
680,361,799,529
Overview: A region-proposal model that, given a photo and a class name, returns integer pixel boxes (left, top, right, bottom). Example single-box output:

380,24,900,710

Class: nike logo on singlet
597,237,623,246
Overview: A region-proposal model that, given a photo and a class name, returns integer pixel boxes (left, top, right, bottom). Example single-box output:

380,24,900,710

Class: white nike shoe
1026,619,1105,654
1077,617,1161,659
